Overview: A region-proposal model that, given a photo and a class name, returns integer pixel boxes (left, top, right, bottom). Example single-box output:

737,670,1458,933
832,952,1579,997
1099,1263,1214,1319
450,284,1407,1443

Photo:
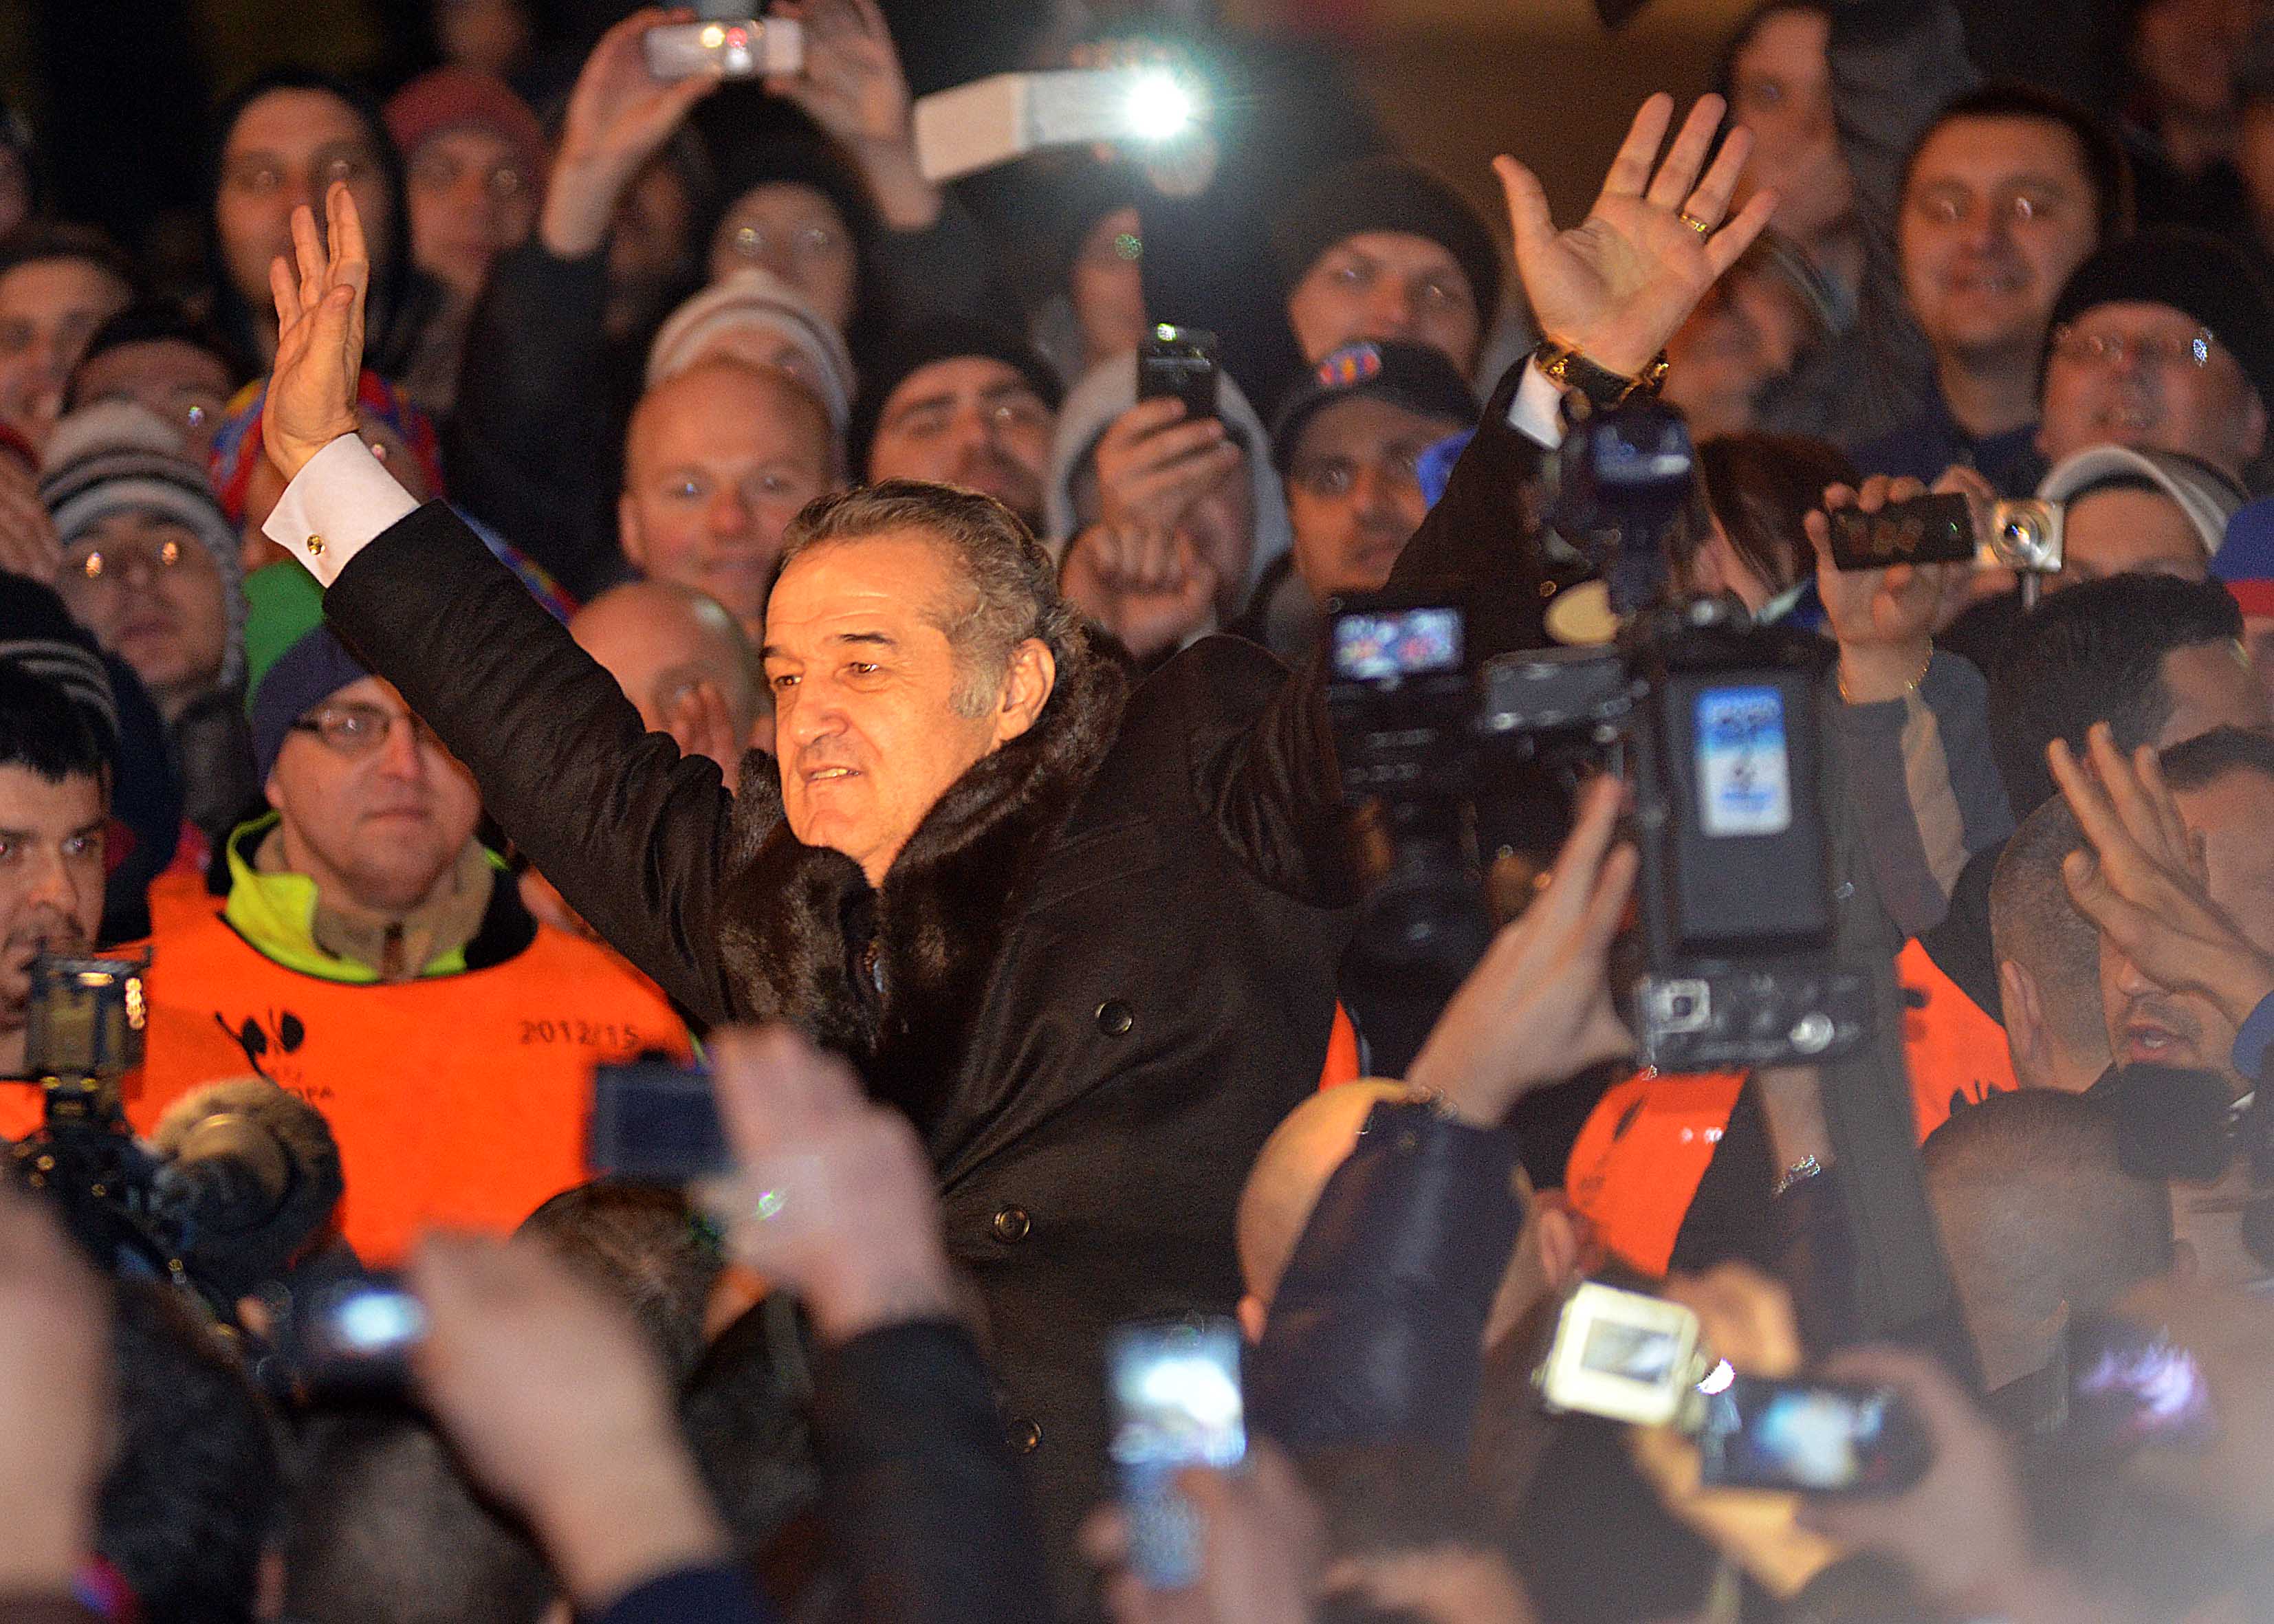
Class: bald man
617,357,840,637
570,578,772,769
1989,798,2110,1093
1922,1089,2174,1394
1235,1081,1577,1349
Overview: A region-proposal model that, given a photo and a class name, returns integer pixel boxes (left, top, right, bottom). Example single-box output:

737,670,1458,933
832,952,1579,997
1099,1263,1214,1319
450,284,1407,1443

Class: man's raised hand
262,182,368,486
1498,94,1776,379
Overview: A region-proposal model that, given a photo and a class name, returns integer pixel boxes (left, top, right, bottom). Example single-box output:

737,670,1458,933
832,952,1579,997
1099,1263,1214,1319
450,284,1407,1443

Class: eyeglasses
287,702,441,758
1288,446,1428,499
726,221,842,263
61,531,200,586
2048,324,2218,372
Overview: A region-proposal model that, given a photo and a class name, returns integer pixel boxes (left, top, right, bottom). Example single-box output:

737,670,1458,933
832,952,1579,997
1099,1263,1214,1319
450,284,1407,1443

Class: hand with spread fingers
542,8,723,259
261,182,369,487
2048,721,2274,1030
1496,93,1779,380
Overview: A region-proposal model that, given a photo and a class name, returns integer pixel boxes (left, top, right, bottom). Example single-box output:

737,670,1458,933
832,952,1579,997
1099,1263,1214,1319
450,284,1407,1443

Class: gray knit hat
39,399,246,692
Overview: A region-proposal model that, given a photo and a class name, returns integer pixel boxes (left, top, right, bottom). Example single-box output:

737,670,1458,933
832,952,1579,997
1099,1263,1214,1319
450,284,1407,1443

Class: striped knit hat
0,569,119,745
39,399,246,693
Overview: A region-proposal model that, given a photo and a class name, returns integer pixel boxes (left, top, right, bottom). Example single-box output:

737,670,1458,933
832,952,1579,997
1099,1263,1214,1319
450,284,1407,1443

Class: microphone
148,1078,346,1298
2101,1064,2238,1183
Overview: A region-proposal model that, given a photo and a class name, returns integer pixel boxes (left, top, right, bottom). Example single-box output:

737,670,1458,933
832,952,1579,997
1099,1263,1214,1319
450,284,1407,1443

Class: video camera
8,953,343,1312
1325,399,1869,1071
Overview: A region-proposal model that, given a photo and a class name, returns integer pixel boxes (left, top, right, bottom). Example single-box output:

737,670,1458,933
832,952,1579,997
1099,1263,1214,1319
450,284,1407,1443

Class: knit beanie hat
2045,228,2274,412
40,399,247,692
0,569,118,743
243,563,369,782
2037,443,2246,561
848,319,1064,476
2213,496,2274,617
1269,340,1483,474
645,270,856,432
1270,157,1504,327
384,67,547,188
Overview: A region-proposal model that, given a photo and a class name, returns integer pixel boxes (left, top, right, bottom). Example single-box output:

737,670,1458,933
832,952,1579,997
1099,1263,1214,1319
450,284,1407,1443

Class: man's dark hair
0,219,136,296
98,1282,285,1624
0,660,112,785
516,1180,723,1382
278,1408,551,1624
1987,573,2243,813
1687,433,1861,602
65,297,245,413
1905,82,2136,241
2159,723,2274,792
1989,797,2103,1064
775,479,1092,717
679,1299,821,1587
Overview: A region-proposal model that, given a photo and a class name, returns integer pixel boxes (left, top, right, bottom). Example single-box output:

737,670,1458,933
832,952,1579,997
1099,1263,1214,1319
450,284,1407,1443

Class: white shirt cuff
261,434,420,588
1507,358,1566,450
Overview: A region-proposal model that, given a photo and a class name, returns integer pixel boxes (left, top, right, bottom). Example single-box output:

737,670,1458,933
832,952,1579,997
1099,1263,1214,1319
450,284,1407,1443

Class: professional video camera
1326,399,1869,1071
8,952,343,1312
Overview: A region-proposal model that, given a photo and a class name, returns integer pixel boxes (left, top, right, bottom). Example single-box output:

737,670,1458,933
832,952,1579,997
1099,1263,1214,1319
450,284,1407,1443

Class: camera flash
1123,72,1196,141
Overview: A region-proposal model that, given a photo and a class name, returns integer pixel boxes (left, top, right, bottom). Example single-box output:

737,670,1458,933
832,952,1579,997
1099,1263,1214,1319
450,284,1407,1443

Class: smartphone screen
1696,1375,1926,1495
1108,1317,1245,1588
2062,1315,2217,1456
1137,324,1219,423
287,1273,428,1391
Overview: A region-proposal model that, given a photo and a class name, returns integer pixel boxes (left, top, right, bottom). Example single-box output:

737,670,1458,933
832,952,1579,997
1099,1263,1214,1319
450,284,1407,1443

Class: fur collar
715,633,1128,1132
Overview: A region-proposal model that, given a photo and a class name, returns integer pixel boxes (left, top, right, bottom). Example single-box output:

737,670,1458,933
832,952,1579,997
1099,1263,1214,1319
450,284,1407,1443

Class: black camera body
1325,399,1868,1071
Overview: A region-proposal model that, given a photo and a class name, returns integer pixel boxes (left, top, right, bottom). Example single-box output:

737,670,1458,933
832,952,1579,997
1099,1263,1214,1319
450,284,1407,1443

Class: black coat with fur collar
324,364,1549,1599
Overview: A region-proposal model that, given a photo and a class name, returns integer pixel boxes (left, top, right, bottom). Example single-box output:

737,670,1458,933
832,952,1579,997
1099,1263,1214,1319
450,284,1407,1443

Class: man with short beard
851,322,1062,534
0,660,109,1087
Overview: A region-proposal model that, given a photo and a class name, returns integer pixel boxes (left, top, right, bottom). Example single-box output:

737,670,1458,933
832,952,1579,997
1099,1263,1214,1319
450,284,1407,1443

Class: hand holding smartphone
1109,1317,1245,1588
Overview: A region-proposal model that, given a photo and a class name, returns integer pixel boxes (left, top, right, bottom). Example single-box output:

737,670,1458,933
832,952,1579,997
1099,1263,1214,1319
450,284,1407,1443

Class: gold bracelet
1836,643,1932,705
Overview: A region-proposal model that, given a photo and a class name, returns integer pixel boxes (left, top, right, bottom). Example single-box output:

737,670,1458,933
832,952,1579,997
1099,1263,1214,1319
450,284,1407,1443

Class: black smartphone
1695,1374,1929,1495
281,1271,427,1392
1826,492,1975,571
1137,323,1219,423
2059,1314,2217,1456
589,1060,734,1184
1108,1317,1245,1588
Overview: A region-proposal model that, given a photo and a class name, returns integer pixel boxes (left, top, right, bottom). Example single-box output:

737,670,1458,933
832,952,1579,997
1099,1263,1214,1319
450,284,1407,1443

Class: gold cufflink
305,534,325,557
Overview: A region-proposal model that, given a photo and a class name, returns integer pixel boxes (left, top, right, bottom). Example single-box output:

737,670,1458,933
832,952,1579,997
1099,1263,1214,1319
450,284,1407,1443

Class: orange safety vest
1565,1069,1748,1277
1318,1002,1362,1090
0,875,690,1262
1897,937,2016,1139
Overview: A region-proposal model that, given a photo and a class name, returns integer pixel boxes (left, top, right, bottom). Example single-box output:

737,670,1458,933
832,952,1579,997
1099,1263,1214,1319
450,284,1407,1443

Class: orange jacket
1,868,689,1262
1897,938,2015,1139
1564,1069,1748,1276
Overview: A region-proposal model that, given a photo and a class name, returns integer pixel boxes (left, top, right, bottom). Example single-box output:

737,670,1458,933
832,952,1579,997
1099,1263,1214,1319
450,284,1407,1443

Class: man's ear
2000,959,2051,1087
617,492,647,571
992,637,1056,745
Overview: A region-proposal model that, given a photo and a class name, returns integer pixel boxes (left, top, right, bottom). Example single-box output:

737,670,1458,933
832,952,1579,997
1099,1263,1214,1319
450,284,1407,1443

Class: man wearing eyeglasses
2037,226,2274,484
127,564,690,1264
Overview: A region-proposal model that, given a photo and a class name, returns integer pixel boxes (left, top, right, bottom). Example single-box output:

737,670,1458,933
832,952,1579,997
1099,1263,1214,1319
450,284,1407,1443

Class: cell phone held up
1826,492,2064,575
644,17,804,80
1137,324,1220,425
1108,1317,1245,1590
1695,1374,1929,1496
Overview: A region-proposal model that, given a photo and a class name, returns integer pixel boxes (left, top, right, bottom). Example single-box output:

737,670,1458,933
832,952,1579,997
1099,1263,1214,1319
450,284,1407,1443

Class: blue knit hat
243,564,370,782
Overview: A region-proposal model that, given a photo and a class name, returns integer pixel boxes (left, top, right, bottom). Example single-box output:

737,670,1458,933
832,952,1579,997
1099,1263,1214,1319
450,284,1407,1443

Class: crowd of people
10,0,2274,1619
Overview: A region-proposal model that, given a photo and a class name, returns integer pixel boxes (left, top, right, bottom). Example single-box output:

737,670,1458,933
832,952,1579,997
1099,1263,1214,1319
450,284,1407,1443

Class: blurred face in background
608,156,698,340
71,338,235,463
867,358,1055,527
1727,6,1853,244
55,509,229,722
0,256,131,448
1071,206,1149,370
708,183,857,331
2039,300,2268,476
1663,256,1818,439
1287,232,1482,374
1900,115,2099,367
435,0,534,79
404,124,538,300
216,89,394,336
2132,0,2254,127
1284,395,1461,602
620,360,838,633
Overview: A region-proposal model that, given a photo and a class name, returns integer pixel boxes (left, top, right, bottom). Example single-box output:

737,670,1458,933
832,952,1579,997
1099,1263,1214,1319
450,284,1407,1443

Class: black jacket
320,362,1549,1599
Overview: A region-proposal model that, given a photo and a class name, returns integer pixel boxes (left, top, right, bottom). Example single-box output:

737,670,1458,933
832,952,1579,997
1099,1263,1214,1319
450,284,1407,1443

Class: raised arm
260,183,744,1025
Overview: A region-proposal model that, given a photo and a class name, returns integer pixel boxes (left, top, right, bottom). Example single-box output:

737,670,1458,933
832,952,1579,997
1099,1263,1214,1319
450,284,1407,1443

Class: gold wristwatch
1537,340,1671,413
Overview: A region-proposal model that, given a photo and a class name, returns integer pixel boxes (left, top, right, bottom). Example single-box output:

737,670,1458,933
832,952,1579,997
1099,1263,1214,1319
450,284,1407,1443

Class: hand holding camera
545,9,724,260
1804,472,1980,704
696,1024,958,1345
1405,773,1639,1126
1093,394,1240,539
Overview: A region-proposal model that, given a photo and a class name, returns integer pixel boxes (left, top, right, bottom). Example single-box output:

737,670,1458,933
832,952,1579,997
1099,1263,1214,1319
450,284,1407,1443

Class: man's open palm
262,182,368,485
1498,94,1776,377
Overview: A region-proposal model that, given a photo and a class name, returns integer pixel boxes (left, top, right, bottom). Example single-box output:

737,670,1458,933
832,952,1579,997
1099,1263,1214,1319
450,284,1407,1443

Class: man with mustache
0,661,109,1086
852,322,1062,535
